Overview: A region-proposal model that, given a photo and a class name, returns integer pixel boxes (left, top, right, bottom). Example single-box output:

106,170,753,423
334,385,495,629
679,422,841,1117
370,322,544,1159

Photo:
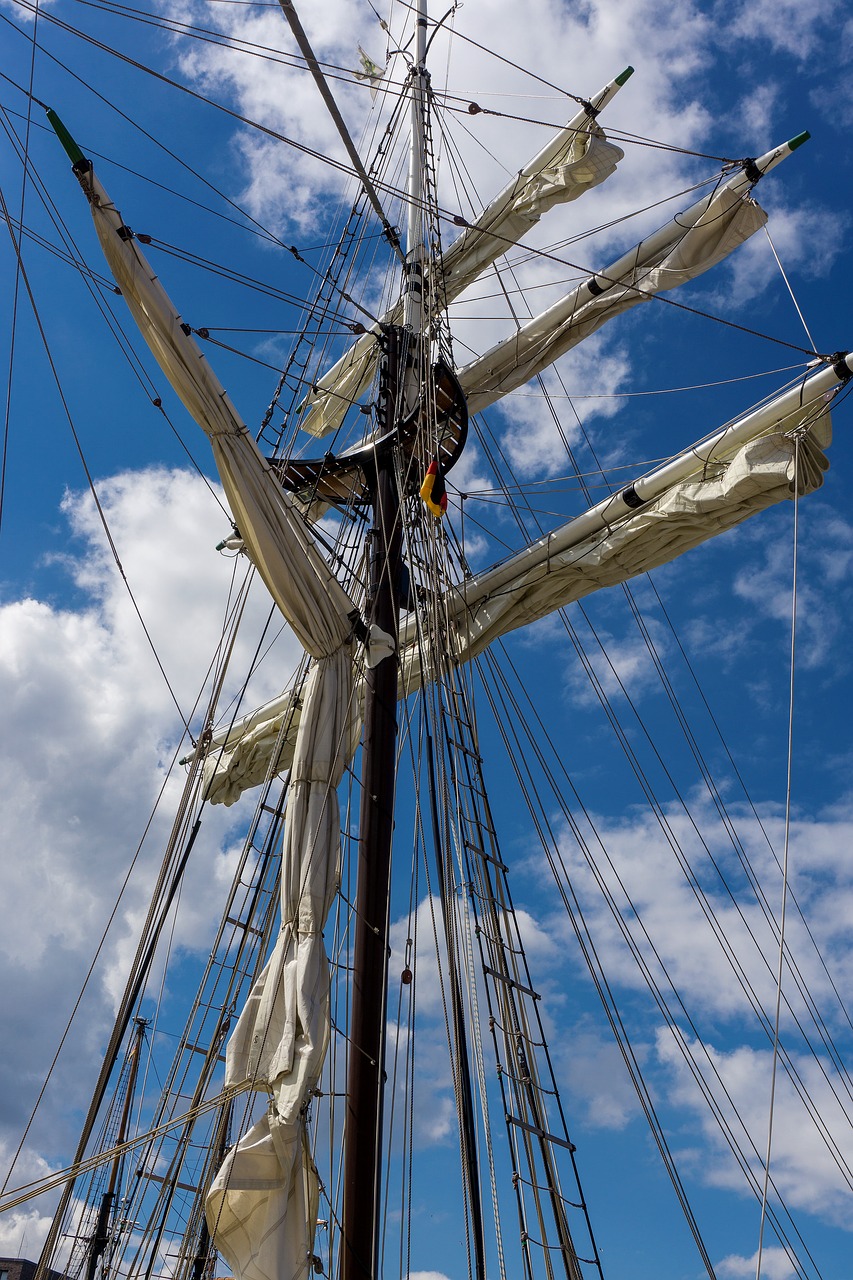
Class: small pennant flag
420,459,447,518
355,46,385,100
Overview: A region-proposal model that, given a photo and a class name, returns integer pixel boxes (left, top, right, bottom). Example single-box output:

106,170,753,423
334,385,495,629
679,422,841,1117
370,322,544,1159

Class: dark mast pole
341,328,405,1280
341,4,428,1276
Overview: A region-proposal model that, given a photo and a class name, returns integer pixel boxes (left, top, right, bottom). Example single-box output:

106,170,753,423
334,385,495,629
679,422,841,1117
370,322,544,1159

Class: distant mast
85,1018,146,1280
340,4,429,1280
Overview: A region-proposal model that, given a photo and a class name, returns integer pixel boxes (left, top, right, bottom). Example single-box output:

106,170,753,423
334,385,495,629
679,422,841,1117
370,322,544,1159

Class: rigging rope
0,0,40,538
5,1,836,367
755,435,800,1280
4,19,832,371
445,343,843,1274
4,5,845,1274
2,108,234,516
445,294,845,1274
0,174,194,735
763,224,819,355
476,638,826,1278
0,1082,253,1214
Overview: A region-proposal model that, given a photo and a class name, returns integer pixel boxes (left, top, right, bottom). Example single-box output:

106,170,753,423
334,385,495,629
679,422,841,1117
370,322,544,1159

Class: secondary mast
341,5,430,1279
85,1018,146,1280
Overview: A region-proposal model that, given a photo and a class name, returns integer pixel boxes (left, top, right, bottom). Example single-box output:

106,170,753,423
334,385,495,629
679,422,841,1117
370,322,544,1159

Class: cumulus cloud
718,1247,799,1280
731,506,853,670
725,0,843,59
496,338,632,477
705,202,848,316
162,0,809,312
657,1029,853,1225
552,1022,644,1129
562,612,669,709
0,1141,60,1256
0,467,301,1226
555,792,853,1021
739,82,781,145
512,785,853,1236
384,782,853,1211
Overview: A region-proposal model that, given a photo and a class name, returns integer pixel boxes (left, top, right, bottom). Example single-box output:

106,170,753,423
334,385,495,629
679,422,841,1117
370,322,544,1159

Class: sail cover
75,158,362,1280
439,420,830,658
436,124,624,306
293,127,798,439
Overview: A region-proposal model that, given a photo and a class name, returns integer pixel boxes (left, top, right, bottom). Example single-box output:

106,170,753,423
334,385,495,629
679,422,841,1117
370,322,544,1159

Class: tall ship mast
1,4,852,1280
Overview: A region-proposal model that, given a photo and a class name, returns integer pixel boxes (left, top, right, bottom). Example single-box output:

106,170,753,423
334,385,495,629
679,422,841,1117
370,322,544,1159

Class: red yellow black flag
419,459,447,517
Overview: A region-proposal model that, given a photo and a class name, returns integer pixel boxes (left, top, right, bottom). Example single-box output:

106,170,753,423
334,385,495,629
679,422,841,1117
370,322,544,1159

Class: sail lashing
295,127,805,436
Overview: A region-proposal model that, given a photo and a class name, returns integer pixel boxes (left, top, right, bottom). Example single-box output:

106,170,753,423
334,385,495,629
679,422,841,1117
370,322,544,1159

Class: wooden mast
341,6,429,1277
341,329,405,1280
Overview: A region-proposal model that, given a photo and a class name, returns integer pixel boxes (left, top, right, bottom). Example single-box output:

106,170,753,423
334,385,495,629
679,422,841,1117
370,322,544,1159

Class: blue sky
1,1,853,1278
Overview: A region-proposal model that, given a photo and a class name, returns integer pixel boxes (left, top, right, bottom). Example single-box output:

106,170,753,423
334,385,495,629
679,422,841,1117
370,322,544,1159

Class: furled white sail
434,106,626,304
207,646,359,1280
438,420,830,661
200,355,844,805
297,72,629,438
457,135,807,414
71,153,363,1280
80,163,357,658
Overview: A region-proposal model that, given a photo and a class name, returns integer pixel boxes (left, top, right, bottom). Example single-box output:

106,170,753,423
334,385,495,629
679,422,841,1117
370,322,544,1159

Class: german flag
419,459,447,518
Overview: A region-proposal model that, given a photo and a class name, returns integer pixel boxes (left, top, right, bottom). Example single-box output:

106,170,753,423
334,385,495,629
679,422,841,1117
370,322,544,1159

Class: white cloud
705,202,848,315
4,0,852,1271
725,0,843,59
563,613,669,709
739,83,780,146
387,896,461,1146
731,506,853,670
0,468,301,1204
0,1139,61,1256
718,1247,800,1280
556,793,853,1024
553,1022,643,1129
496,338,632,477
657,1029,853,1225
515,787,853,1230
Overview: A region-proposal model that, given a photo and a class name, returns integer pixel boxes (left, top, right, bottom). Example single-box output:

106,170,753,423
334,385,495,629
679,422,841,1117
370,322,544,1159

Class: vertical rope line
0,0,41,533
755,434,800,1280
